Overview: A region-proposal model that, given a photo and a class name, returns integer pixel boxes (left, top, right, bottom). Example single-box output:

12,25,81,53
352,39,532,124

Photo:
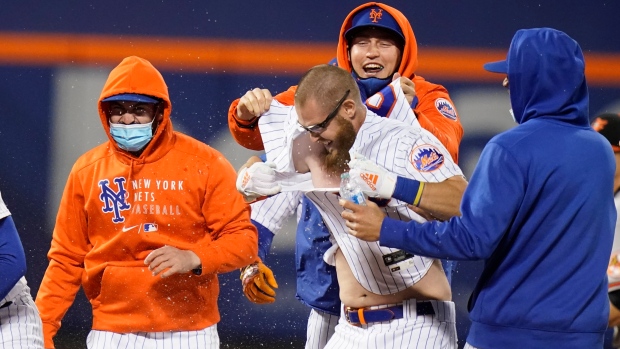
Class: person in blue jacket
0,189,44,347
339,27,616,349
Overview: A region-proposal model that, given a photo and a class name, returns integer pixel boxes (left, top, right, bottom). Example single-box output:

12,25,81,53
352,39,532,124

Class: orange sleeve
195,153,258,275
414,87,463,164
35,171,89,349
227,86,297,151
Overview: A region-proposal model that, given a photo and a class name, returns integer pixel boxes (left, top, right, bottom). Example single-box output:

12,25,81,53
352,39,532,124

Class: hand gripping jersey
257,83,462,294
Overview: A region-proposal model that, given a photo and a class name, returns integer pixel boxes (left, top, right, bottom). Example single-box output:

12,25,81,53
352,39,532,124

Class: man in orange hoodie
230,3,463,348
35,56,258,349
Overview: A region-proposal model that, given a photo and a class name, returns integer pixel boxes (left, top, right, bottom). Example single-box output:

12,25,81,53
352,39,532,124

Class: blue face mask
109,120,154,152
352,71,393,102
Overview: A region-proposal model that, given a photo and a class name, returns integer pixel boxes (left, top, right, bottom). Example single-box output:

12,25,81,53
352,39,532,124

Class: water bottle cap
341,173,350,179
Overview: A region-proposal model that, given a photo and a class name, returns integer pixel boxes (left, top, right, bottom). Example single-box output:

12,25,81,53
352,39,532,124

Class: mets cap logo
369,8,383,22
435,98,458,120
410,144,445,172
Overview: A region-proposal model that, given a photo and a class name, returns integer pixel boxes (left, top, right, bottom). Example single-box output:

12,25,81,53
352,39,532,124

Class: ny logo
369,8,383,23
99,177,131,223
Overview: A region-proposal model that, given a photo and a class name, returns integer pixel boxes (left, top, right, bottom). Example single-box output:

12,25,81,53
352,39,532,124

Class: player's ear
342,99,356,120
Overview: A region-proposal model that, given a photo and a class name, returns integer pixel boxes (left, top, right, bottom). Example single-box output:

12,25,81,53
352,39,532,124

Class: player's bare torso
292,133,452,308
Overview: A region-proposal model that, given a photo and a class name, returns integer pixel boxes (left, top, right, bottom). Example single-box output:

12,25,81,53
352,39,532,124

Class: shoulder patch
410,144,445,172
435,98,457,120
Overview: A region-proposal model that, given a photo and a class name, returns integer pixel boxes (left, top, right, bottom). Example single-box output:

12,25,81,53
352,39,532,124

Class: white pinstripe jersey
305,112,462,295
0,191,27,306
250,191,302,233
257,82,464,295
253,79,420,234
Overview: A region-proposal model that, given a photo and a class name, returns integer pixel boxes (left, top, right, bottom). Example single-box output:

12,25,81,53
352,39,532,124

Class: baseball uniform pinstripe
306,308,338,349
250,191,301,232
251,189,340,349
303,112,462,296
325,300,456,349
0,278,44,349
252,81,452,349
86,325,219,349
0,192,44,349
259,88,460,348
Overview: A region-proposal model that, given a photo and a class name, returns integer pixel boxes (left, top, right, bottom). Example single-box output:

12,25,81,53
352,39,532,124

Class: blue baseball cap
345,6,404,41
483,60,508,74
102,93,160,103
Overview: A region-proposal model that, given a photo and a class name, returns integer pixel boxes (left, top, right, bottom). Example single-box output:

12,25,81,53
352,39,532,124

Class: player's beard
321,116,356,177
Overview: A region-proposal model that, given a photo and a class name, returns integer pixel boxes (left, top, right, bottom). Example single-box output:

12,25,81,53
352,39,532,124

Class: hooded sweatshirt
381,28,616,348
35,56,257,348
228,2,463,163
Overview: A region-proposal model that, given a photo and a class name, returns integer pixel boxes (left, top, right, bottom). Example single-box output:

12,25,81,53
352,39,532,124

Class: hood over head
337,2,418,79
98,56,173,158
484,28,588,126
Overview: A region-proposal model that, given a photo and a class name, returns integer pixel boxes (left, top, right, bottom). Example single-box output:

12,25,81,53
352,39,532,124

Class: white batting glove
348,153,397,199
236,162,281,198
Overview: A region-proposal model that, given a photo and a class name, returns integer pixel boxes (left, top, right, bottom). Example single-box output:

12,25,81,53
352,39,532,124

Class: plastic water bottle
339,173,367,205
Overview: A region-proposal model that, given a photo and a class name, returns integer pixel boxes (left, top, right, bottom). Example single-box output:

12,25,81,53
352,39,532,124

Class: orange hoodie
36,56,257,348
228,2,463,163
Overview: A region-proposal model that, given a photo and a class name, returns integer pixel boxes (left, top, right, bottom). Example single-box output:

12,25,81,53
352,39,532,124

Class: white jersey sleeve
351,112,463,183
250,191,302,235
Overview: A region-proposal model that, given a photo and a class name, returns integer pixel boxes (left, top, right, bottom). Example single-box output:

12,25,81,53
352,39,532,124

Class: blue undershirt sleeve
0,216,27,299
252,219,275,262
392,176,421,205
379,142,523,261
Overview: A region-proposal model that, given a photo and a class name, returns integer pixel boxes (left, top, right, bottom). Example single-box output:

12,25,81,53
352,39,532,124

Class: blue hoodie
380,28,616,348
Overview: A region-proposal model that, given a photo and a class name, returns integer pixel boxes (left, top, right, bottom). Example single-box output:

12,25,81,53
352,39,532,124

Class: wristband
392,176,425,206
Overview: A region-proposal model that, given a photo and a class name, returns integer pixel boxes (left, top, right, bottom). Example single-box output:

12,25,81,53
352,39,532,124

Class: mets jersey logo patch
99,177,131,223
435,98,457,120
410,145,445,172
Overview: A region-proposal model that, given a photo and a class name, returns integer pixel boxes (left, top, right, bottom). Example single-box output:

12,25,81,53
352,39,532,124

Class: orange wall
1,31,619,86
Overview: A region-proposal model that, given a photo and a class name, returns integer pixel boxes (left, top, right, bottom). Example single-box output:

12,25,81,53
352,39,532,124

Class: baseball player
232,3,463,347
242,64,465,348
35,56,258,349
341,28,614,349
0,189,44,348
592,113,620,348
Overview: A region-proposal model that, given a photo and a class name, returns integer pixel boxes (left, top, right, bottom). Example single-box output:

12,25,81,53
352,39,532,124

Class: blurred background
1,1,619,348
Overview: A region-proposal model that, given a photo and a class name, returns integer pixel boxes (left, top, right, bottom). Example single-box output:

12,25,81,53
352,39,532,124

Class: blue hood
506,28,589,126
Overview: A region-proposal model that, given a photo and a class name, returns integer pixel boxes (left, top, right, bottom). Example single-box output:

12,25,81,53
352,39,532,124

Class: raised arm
228,86,297,150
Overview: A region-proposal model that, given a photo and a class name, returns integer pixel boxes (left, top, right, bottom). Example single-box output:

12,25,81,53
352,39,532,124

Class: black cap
592,113,620,152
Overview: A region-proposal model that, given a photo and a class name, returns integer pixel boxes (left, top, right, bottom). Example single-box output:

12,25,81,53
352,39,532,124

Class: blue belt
345,301,435,326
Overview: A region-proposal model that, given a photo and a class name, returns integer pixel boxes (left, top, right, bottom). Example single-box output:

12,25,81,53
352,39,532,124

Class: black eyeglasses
299,89,350,134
